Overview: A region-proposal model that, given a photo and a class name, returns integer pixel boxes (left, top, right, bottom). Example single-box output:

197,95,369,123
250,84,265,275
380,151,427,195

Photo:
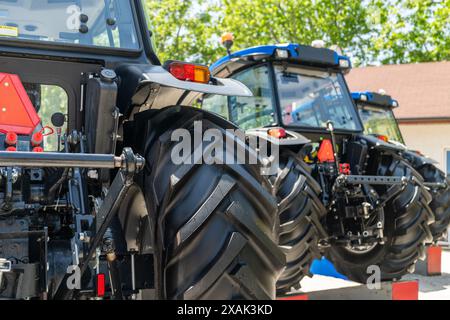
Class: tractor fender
246,128,311,146
357,134,404,153
115,64,251,116
402,149,439,167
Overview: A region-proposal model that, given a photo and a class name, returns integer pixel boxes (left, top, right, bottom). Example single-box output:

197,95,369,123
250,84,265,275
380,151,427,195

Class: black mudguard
115,64,252,117
356,134,404,153
402,150,439,168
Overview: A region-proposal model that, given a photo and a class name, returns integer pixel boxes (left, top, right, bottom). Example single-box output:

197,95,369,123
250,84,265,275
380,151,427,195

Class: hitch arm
54,148,144,299
79,148,144,276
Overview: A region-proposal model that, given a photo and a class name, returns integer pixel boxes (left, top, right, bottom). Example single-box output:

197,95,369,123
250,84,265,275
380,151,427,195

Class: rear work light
167,62,211,84
338,58,351,69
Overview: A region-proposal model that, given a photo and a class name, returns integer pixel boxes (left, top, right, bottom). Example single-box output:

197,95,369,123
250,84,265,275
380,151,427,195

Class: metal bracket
54,148,144,299
335,174,408,187
423,181,448,190
80,148,144,277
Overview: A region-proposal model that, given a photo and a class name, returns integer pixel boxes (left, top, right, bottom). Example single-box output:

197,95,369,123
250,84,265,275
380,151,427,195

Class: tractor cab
204,43,362,140
353,91,440,167
353,91,405,144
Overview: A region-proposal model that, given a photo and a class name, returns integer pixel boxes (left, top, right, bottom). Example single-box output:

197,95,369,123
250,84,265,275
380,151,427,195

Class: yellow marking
0,26,18,37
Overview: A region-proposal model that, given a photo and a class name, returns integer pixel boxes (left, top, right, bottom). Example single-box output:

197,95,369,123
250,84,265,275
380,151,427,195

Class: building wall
399,122,450,173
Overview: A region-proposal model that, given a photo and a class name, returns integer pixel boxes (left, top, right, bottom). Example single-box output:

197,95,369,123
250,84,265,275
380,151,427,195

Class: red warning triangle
0,73,40,135
317,139,335,163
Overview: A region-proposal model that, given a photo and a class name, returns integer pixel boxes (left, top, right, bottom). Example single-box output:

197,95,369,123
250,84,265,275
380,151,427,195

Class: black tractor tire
131,106,285,300
415,164,450,241
272,149,326,293
325,153,434,283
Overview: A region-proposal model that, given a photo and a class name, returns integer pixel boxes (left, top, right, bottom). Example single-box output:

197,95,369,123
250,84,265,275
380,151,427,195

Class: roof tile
346,61,450,119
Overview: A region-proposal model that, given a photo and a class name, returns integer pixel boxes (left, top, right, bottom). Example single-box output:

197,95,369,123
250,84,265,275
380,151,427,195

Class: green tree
372,0,450,64
144,0,223,64
144,0,450,66
218,0,373,63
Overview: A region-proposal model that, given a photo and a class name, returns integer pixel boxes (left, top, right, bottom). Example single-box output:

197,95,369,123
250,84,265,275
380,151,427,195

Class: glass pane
229,65,276,130
447,150,450,178
25,84,68,152
275,65,361,131
0,0,139,50
201,94,229,120
358,104,404,143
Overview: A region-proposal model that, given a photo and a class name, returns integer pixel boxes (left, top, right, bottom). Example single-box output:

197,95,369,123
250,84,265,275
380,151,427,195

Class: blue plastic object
351,91,397,108
210,43,351,73
310,257,348,280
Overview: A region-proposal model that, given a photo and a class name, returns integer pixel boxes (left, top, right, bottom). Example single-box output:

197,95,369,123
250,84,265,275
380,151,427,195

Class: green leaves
145,0,450,66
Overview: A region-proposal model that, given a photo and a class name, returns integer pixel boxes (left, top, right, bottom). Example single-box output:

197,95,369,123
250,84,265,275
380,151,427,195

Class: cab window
201,94,229,120
228,65,277,130
25,83,68,152
275,65,361,131
0,0,139,50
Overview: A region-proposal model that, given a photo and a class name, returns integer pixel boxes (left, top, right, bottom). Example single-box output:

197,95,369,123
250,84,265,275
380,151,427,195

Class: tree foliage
143,0,222,64
145,0,450,66
372,0,450,64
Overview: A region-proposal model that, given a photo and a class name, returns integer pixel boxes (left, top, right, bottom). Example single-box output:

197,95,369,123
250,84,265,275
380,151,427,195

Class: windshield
0,0,139,50
358,104,404,143
275,65,362,131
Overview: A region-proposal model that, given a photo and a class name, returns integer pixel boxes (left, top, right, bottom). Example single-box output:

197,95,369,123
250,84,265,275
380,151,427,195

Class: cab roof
210,43,351,77
352,91,399,109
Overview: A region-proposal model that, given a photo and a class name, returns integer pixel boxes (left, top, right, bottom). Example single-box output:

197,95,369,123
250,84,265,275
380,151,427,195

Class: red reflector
96,273,106,297
31,132,43,146
377,135,389,142
32,147,44,153
277,294,309,300
168,62,210,83
268,128,287,139
427,245,442,275
6,146,16,152
5,132,17,145
392,281,418,300
339,163,351,175
0,73,40,135
317,139,335,163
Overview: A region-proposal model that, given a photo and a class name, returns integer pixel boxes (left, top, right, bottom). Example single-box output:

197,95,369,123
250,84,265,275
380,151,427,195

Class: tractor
201,42,436,291
354,91,450,241
0,1,285,300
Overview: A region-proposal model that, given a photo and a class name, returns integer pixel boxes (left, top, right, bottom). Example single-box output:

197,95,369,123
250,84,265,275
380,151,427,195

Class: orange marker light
268,128,287,139
168,62,210,84
220,32,234,44
5,132,17,145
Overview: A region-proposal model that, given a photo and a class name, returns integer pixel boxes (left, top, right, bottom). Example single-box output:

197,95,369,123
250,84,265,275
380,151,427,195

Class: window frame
444,148,450,177
271,62,364,134
227,62,279,129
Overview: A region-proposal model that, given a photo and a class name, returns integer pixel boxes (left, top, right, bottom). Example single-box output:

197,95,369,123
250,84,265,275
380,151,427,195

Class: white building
346,61,450,175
